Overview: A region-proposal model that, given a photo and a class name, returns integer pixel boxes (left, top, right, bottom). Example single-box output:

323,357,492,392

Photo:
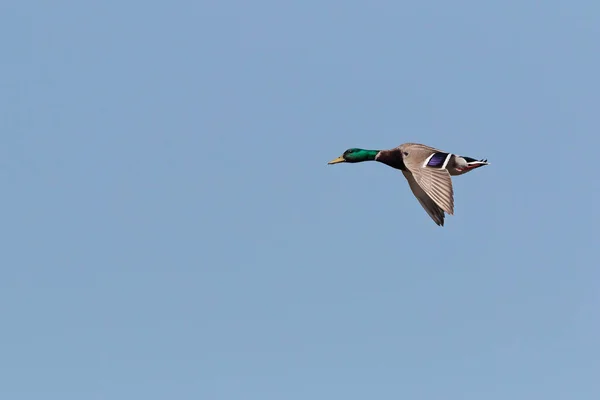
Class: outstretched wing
401,146,455,216
402,171,446,226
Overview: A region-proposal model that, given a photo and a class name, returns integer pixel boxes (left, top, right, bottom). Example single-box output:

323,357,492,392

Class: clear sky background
2,1,599,399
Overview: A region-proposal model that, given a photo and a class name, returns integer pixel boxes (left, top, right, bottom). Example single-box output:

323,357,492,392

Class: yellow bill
328,156,346,165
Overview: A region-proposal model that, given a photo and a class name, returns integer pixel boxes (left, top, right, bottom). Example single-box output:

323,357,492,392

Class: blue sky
2,1,599,399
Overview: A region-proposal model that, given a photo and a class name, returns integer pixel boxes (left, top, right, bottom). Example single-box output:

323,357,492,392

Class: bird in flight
328,143,489,226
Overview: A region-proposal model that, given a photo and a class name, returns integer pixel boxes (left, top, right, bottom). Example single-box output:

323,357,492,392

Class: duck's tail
463,156,489,169
449,156,489,176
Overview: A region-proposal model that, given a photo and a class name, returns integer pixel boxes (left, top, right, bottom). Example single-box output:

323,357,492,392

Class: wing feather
402,171,446,226
401,145,455,215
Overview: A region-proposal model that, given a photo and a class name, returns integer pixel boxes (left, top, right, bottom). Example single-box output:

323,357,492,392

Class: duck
328,143,489,226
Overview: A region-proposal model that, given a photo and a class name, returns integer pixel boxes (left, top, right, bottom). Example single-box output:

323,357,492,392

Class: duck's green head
328,148,380,164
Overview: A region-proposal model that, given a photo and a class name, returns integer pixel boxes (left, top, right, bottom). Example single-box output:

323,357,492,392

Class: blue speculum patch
427,152,449,168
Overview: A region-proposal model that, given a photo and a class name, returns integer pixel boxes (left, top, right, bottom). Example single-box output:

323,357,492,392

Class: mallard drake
328,143,489,226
